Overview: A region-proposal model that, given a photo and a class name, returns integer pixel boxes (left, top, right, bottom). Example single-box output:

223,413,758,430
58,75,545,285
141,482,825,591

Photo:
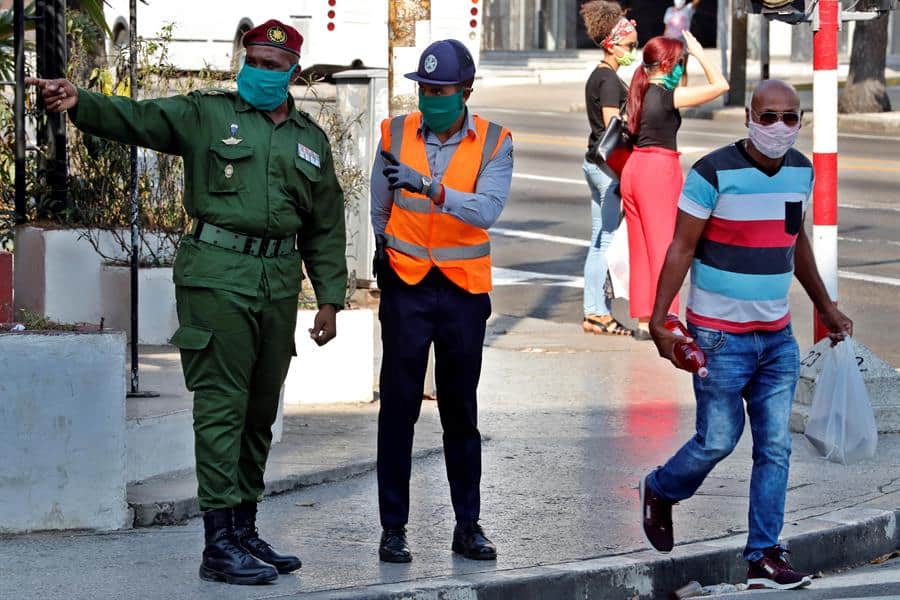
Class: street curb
292,508,899,600
129,446,445,527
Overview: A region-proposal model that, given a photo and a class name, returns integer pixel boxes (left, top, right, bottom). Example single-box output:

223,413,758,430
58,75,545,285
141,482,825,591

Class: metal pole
719,0,730,81
13,0,26,224
812,0,840,342
760,15,770,80
728,1,748,105
128,0,141,395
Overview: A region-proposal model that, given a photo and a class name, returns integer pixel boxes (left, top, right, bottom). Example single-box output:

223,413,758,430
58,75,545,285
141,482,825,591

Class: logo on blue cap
424,55,438,74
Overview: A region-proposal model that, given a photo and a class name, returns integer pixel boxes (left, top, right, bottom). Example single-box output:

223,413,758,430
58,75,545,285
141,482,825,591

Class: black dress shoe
452,522,497,560
199,508,278,585
379,527,412,563
234,502,302,574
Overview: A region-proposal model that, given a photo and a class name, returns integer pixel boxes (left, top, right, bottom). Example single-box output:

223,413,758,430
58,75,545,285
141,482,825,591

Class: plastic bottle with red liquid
663,315,709,378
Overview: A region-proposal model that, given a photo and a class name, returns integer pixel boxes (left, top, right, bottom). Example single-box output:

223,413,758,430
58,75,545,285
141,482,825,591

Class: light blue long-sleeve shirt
370,110,514,236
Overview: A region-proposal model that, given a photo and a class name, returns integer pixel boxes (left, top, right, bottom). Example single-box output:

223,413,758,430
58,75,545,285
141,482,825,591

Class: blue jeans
582,159,622,316
646,323,800,561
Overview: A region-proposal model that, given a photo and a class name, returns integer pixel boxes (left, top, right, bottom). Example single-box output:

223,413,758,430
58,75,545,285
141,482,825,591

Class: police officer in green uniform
28,19,346,585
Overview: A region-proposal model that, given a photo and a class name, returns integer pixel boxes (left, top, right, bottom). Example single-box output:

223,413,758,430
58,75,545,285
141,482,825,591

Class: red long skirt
619,146,683,319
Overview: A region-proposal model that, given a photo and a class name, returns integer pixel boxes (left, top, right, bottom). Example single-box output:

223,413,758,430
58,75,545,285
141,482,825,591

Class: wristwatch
420,175,433,196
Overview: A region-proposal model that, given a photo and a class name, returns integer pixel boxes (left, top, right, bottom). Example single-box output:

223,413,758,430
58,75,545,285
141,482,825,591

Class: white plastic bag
606,221,629,300
805,338,878,465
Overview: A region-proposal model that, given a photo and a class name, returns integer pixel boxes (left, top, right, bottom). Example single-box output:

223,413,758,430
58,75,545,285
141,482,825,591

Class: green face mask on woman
659,63,684,90
615,48,638,67
418,90,465,133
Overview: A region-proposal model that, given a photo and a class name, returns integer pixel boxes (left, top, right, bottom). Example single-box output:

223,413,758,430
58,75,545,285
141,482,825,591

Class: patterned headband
603,17,637,48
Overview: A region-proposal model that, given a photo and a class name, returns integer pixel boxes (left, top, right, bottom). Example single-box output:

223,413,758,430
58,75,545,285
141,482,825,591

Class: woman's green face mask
660,63,684,90
418,90,465,133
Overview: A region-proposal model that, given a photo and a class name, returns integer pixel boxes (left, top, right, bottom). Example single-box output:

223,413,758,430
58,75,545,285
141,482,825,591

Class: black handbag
593,110,633,180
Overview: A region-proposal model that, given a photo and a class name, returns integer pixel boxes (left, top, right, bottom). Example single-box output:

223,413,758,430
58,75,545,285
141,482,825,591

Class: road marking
492,226,588,247
492,266,584,288
513,172,586,186
839,236,900,248
492,228,900,288
837,203,900,213
837,270,900,287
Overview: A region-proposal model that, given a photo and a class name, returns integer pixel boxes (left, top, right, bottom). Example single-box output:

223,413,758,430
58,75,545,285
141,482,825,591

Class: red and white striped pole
812,0,840,342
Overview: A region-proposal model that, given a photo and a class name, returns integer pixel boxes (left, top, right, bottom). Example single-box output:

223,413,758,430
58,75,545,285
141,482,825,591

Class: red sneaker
639,474,674,553
747,546,812,590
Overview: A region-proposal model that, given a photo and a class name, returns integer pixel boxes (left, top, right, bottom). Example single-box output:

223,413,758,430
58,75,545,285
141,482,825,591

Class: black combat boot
199,508,278,585
452,522,497,560
234,502,302,574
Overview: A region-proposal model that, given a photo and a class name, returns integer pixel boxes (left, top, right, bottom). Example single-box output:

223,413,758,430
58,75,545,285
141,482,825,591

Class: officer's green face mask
418,90,465,133
659,63,684,90
237,63,297,112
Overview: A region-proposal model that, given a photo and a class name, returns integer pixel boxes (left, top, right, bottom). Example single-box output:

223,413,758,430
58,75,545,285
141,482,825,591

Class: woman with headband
579,1,638,337
619,32,728,340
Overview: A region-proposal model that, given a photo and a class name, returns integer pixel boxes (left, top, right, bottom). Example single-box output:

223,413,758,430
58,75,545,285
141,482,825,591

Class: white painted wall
14,226,124,325
101,266,178,345
0,332,130,532
283,308,375,404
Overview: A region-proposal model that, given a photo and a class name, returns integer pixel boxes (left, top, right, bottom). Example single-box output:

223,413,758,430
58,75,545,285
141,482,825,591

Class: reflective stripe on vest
384,234,491,261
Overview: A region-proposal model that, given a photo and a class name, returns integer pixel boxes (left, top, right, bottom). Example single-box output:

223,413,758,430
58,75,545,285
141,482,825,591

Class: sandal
583,315,633,336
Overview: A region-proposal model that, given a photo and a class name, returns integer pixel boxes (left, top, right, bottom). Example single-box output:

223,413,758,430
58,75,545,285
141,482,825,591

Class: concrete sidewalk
1,316,898,600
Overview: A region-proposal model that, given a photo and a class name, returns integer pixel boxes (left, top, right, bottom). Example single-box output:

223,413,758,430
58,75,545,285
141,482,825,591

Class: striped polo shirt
678,142,814,334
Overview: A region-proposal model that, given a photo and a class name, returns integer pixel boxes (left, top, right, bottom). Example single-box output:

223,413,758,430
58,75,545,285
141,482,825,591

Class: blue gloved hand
381,150,427,194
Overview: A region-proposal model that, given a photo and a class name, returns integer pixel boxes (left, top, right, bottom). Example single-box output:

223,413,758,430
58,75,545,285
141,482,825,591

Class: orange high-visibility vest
380,112,510,294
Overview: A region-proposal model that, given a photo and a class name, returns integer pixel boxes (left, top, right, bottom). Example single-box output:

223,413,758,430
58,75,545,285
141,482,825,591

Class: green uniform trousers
171,282,297,510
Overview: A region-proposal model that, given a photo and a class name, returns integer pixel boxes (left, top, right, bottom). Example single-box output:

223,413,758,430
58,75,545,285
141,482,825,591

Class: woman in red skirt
620,32,728,339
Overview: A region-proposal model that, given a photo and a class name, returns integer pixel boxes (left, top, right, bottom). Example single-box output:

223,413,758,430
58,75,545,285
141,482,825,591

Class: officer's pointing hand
25,77,78,113
309,304,337,347
381,150,428,195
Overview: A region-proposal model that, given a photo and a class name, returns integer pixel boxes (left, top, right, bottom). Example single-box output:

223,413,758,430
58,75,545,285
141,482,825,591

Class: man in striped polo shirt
639,80,853,590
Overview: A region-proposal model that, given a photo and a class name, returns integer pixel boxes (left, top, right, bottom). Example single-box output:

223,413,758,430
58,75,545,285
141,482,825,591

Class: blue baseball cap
405,39,476,86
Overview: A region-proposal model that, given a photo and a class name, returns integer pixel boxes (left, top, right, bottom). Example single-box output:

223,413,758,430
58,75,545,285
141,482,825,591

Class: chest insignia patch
297,143,321,168
222,123,242,145
224,164,234,179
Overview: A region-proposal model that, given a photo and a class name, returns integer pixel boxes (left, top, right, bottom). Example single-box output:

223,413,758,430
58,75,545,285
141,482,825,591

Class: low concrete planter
101,265,178,345
14,226,123,325
0,331,130,532
283,308,375,405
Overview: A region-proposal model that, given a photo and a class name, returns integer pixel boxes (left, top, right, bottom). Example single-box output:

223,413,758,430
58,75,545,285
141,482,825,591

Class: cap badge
423,54,438,74
267,26,287,44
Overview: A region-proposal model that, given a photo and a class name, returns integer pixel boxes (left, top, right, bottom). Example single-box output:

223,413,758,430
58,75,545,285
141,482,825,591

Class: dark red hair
626,36,685,136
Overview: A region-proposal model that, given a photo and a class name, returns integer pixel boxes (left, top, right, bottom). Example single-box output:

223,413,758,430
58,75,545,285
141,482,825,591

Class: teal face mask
660,63,684,90
237,64,297,112
615,48,638,67
418,90,465,134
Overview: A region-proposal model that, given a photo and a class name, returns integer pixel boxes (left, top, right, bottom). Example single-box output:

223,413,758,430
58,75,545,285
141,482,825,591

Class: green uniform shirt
70,89,347,305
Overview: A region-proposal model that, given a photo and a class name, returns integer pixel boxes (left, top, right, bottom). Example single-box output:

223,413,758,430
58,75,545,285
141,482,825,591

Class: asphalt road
469,98,900,366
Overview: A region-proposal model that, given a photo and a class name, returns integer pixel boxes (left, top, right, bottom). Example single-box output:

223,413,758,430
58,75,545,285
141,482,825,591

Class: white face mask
674,0,687,9
747,120,800,159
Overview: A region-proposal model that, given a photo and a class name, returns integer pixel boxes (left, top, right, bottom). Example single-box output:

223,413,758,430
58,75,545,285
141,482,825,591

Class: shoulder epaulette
297,108,329,139
193,88,235,97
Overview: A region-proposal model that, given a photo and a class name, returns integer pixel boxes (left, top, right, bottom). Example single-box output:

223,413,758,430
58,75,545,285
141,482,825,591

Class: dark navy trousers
377,268,491,528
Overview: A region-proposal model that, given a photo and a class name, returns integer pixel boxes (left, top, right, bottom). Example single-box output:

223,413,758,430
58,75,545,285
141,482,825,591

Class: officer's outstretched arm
69,88,197,156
